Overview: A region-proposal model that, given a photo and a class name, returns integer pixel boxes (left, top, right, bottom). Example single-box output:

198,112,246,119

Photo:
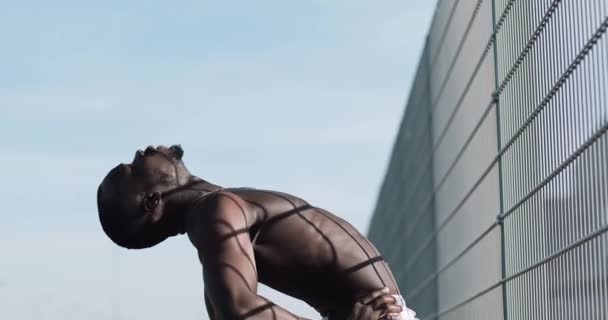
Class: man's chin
169,144,184,160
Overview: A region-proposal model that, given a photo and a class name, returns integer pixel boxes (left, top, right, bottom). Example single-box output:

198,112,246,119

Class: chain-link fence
368,1,608,319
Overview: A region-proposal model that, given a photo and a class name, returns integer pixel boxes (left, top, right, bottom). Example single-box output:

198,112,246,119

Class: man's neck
163,177,222,235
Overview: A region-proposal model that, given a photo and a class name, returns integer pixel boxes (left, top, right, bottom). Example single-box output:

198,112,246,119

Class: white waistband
320,295,418,320
390,295,419,320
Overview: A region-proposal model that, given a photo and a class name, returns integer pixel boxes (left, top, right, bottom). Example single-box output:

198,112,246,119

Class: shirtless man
97,145,417,320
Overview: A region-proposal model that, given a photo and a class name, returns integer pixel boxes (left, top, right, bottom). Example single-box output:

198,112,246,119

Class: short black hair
97,166,164,249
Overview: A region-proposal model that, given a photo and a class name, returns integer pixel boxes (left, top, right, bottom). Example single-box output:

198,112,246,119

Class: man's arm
204,291,216,320
193,192,307,320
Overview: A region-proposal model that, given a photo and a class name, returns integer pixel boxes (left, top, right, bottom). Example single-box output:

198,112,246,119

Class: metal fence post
490,1,508,319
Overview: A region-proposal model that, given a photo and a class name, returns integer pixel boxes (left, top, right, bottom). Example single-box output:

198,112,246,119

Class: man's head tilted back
97,145,191,249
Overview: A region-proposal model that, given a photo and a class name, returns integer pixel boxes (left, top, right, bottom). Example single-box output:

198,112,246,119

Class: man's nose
134,149,144,162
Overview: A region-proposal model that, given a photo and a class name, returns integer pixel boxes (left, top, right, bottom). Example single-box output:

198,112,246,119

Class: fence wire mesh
368,0,608,319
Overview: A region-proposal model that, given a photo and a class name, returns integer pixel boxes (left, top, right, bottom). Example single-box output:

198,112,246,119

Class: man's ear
143,192,165,222
143,192,161,212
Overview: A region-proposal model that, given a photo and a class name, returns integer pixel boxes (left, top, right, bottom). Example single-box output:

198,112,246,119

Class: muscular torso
191,187,400,318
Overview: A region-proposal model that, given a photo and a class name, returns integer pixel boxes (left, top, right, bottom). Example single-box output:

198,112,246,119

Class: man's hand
348,288,403,320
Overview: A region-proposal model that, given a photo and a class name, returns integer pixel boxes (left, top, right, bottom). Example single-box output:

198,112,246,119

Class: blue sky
0,1,436,319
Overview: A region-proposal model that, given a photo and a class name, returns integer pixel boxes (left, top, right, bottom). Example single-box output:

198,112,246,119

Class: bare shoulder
185,190,254,250
228,188,310,214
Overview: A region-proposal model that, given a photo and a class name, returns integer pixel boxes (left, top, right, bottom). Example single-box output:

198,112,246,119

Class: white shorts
321,295,418,320
390,295,418,320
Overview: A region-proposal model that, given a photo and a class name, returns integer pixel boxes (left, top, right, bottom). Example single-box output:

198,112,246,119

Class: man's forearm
247,294,311,320
213,293,311,320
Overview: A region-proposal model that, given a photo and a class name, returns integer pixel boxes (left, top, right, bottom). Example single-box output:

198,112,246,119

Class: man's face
129,145,183,190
